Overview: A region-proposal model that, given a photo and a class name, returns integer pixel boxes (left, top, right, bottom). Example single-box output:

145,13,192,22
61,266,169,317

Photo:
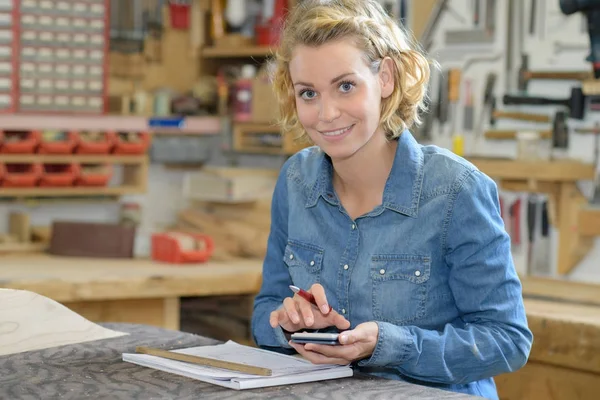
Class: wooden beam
557,182,595,275
470,158,595,181
578,206,600,236
521,276,600,307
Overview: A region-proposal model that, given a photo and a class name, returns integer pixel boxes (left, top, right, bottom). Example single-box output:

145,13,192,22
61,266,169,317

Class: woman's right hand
269,283,351,332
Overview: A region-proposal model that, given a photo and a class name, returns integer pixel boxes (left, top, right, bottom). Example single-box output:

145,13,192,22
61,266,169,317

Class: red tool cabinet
0,0,109,115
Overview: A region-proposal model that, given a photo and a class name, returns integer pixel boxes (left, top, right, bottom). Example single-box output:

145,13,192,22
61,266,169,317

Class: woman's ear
379,57,395,99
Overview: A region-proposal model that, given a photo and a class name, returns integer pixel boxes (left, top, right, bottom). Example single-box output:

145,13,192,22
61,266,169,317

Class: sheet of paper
123,340,346,380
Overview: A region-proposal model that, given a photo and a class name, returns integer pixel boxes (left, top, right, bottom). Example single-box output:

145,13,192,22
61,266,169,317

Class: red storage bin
151,232,214,264
39,163,80,187
112,131,151,154
38,131,79,154
1,163,43,187
0,130,41,154
75,164,113,187
75,131,116,154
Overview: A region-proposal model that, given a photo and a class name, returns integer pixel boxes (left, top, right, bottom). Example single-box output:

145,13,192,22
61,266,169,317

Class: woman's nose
318,99,341,122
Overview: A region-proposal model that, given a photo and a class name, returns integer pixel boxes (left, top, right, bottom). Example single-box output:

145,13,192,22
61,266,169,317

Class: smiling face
289,38,394,161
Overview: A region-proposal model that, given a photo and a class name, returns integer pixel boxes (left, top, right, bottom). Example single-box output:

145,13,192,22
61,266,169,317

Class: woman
251,1,533,398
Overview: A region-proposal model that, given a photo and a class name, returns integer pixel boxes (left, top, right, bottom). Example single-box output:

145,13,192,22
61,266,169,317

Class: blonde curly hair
272,0,432,142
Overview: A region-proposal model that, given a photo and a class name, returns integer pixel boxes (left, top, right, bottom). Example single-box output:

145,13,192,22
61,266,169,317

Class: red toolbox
75,163,112,187
151,232,214,264
0,130,41,153
39,163,79,187
38,131,78,154
75,131,116,154
0,163,42,187
112,131,151,154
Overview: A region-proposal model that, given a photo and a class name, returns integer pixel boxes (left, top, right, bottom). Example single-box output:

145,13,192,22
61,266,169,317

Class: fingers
289,342,351,365
283,297,301,324
310,284,331,314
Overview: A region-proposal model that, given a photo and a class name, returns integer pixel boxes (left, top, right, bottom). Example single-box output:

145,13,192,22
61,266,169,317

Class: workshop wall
424,0,600,280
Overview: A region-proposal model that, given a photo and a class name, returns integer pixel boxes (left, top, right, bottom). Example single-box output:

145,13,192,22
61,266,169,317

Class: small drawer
0,76,10,90
0,93,11,107
20,78,36,91
21,47,36,60
55,80,70,92
0,61,11,74
73,33,88,46
56,32,71,44
37,95,53,106
55,95,69,107
72,3,88,14
21,31,37,45
38,48,53,61
21,0,38,10
72,18,87,30
72,65,86,76
20,95,35,106
90,50,104,62
38,64,53,75
56,17,70,28
38,15,53,27
0,14,11,26
89,65,103,77
90,3,105,15
55,64,70,76
38,79,53,92
21,15,37,27
90,34,104,47
88,80,103,92
56,1,71,12
72,49,87,61
71,80,87,92
38,31,55,44
71,96,86,107
0,46,11,59
39,0,54,11
90,19,104,31
88,97,103,108
0,30,11,43
55,48,71,61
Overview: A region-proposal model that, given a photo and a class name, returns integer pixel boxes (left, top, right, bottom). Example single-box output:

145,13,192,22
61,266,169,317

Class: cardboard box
251,66,279,123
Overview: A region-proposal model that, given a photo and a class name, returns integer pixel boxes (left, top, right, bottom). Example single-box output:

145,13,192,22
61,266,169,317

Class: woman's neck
332,132,397,202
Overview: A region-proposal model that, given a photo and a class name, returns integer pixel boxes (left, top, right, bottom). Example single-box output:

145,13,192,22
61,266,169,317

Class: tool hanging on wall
448,68,461,134
502,87,587,120
551,110,569,158
463,79,474,132
574,124,600,204
517,54,592,92
490,109,551,125
474,72,497,142
445,0,495,45
559,0,600,78
483,129,552,140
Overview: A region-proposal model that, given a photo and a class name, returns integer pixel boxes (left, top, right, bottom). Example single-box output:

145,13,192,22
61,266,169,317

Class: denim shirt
251,130,533,399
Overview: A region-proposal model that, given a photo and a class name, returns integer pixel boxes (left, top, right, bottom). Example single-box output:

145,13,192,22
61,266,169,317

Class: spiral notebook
122,340,353,390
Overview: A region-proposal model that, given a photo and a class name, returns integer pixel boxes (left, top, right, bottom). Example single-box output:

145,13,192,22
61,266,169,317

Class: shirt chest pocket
371,254,431,325
284,240,324,290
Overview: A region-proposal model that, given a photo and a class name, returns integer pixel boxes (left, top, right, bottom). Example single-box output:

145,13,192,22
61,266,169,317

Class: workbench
0,323,477,400
0,254,263,331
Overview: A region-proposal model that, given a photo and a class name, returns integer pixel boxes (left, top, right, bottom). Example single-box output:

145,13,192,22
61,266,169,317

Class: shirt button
415,270,421,277
380,269,385,275
289,254,294,260
342,309,346,314
343,264,349,270
310,260,315,266
351,224,356,230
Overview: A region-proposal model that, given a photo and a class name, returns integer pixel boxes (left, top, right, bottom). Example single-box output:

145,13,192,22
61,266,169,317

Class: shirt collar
305,130,424,217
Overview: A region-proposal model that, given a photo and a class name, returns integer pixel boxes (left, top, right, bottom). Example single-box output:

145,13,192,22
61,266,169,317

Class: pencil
135,346,272,376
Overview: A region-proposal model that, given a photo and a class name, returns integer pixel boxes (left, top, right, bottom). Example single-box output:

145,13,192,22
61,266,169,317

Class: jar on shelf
233,64,256,122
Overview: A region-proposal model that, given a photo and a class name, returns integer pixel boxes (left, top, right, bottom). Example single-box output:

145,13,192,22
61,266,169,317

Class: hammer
502,87,586,119
517,54,592,92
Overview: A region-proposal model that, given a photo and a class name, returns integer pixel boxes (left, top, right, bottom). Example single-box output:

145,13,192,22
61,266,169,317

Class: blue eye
300,89,317,100
339,81,355,93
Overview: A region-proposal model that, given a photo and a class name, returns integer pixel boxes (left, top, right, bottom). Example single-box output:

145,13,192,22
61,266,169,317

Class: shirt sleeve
251,161,295,353
358,169,533,385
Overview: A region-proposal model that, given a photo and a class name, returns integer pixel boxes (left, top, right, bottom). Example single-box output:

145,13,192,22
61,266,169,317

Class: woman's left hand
288,322,379,365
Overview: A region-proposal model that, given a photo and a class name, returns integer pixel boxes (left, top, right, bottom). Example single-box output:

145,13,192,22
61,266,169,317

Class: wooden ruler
135,346,272,376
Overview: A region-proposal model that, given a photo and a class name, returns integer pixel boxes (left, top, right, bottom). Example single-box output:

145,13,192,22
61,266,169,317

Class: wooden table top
0,254,263,302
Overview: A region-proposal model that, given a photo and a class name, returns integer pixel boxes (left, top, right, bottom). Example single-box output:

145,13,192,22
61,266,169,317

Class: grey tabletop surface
0,323,480,399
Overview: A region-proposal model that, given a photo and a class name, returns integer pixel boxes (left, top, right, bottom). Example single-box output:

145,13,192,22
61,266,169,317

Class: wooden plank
0,255,263,302
0,185,144,197
521,276,600,307
557,182,595,275
578,206,600,236
496,361,600,400
469,158,595,181
524,299,600,374
65,297,179,330
0,289,127,356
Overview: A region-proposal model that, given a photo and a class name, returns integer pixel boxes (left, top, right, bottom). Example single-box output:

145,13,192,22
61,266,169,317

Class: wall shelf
468,158,596,181
0,155,149,198
0,115,222,135
201,46,275,58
